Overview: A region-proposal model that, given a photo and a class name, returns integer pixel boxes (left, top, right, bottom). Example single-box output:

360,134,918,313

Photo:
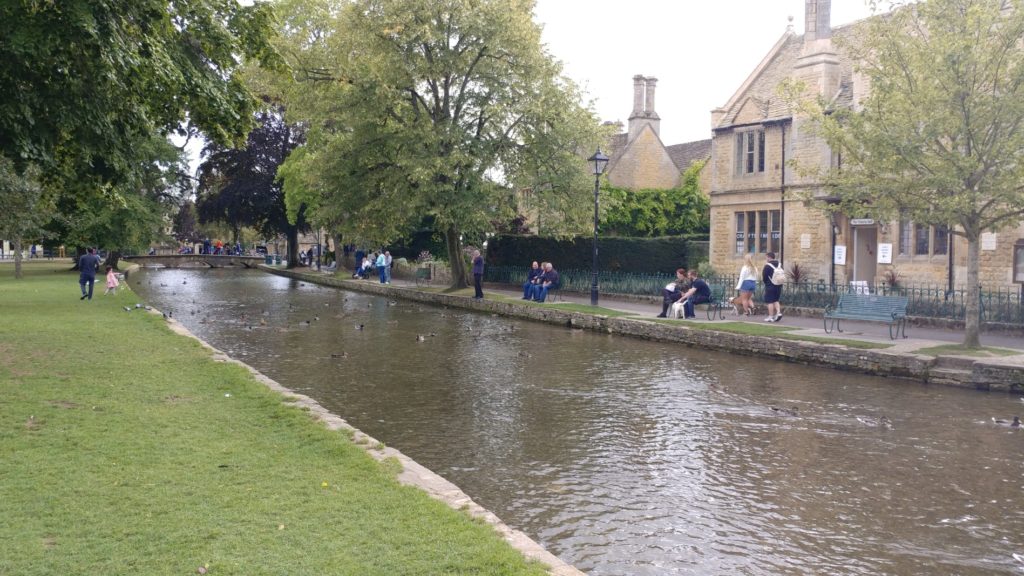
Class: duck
769,406,799,417
355,324,365,330
992,416,1021,427
330,352,348,359
416,335,426,342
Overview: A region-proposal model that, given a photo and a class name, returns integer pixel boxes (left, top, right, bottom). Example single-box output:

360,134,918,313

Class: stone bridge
122,254,265,268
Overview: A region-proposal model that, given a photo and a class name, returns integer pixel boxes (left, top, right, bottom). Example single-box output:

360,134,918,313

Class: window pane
735,213,745,254
915,223,930,255
746,133,754,173
933,225,948,255
770,210,781,253
747,211,756,253
757,130,765,173
758,210,768,253
899,220,912,255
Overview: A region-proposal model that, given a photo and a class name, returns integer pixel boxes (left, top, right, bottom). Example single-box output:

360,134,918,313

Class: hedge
485,234,709,274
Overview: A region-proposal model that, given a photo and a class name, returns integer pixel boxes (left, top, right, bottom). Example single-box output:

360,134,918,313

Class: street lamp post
316,227,321,272
588,148,609,306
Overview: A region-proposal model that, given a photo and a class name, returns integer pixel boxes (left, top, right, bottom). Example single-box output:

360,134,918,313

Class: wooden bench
414,267,431,286
824,293,909,339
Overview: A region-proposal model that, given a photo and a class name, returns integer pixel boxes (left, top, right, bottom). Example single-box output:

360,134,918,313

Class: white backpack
769,262,787,286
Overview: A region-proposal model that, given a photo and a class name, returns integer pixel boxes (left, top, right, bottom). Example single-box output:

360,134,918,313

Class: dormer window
736,129,765,175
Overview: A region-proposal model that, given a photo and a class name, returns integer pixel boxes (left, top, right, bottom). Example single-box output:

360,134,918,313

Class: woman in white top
734,255,758,315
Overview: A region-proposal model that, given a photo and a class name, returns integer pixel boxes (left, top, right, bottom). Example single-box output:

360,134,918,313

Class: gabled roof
666,139,711,172
715,23,864,130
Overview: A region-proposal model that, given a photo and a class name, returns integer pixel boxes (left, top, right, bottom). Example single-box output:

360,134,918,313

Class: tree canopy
272,0,605,287
800,0,1024,347
0,0,281,261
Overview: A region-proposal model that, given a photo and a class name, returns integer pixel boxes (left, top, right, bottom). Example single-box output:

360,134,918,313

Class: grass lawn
642,318,893,350
914,344,1022,357
0,262,547,576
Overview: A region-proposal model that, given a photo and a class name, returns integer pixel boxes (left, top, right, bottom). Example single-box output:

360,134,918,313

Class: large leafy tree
0,159,54,279
197,106,309,267
804,0,1024,348
274,0,604,287
0,0,281,253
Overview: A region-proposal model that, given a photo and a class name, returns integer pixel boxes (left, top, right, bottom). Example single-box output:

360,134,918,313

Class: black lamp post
588,148,610,306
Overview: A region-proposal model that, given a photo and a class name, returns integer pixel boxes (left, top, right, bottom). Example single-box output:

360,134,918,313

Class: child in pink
104,266,120,295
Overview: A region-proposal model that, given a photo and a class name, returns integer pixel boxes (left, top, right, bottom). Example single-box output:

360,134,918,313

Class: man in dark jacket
521,261,542,299
78,247,102,301
531,263,559,302
681,270,712,319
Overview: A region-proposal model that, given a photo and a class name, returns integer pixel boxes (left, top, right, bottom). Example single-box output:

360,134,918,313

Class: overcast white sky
533,0,880,145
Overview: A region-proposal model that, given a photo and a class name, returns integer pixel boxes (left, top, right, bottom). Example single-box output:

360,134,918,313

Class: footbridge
122,254,265,268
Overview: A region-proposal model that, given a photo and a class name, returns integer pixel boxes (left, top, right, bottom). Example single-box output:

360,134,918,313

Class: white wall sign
800,234,811,249
850,218,875,226
877,243,893,264
981,232,997,251
834,245,847,265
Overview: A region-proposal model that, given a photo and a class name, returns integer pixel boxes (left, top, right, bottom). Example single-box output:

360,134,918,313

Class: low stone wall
260,266,1024,393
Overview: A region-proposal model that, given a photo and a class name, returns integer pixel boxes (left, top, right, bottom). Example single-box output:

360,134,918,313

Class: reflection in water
133,268,1024,575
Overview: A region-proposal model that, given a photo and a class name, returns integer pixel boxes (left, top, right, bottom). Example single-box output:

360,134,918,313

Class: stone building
605,75,710,191
708,0,1024,290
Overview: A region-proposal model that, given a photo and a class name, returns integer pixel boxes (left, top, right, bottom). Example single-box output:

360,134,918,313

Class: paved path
469,282,1024,354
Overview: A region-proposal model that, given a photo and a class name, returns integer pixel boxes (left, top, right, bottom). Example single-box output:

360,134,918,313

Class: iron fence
484,266,1024,324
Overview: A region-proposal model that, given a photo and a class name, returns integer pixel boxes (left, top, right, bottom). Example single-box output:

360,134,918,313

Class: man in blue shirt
521,261,542,299
530,263,559,303
680,270,712,319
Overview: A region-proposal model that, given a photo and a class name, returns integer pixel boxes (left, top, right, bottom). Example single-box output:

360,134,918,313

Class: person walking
384,251,393,284
762,252,784,322
471,249,484,299
78,247,102,300
733,255,758,316
103,266,120,295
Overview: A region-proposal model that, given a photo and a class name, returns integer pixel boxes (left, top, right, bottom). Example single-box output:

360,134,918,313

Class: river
132,268,1024,575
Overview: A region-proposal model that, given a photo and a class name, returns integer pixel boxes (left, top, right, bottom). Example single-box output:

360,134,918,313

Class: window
899,220,912,256
735,210,781,254
914,223,930,255
933,225,949,255
736,129,765,175
898,219,949,257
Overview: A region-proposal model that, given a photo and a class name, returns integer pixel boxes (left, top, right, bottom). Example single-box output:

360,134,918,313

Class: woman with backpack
762,252,784,322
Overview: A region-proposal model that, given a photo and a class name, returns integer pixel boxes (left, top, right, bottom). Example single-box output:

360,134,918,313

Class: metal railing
484,266,1024,324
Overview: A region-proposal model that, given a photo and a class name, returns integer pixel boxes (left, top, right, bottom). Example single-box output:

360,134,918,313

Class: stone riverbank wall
260,266,1024,394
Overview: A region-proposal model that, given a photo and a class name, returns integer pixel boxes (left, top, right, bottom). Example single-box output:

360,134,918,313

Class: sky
532,0,880,146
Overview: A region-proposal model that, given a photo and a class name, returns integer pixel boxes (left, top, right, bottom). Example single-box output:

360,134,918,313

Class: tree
274,0,604,288
802,0,1024,348
602,161,709,237
0,0,281,256
197,106,309,267
0,159,54,279
173,202,202,245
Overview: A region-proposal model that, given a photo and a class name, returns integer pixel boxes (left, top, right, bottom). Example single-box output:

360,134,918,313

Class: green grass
640,318,893,349
914,344,1022,357
0,262,547,576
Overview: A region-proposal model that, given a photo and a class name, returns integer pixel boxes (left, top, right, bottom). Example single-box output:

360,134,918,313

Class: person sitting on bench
530,263,559,302
679,269,711,319
521,261,543,299
657,268,688,318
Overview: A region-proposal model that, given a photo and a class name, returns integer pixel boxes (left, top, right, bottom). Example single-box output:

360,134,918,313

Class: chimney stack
805,0,832,44
631,75,645,118
644,77,660,118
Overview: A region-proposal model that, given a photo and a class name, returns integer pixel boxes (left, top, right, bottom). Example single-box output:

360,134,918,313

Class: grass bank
0,262,547,576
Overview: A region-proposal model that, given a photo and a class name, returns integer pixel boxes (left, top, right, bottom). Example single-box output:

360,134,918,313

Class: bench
824,293,909,339
702,285,728,320
414,267,431,286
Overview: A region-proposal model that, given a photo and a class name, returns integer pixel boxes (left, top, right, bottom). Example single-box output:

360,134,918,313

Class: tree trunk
444,225,468,289
71,247,85,271
285,227,300,269
13,238,22,279
105,250,122,271
963,236,981,348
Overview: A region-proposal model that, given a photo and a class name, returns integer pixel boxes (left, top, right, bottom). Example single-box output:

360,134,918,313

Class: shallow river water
133,268,1024,575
